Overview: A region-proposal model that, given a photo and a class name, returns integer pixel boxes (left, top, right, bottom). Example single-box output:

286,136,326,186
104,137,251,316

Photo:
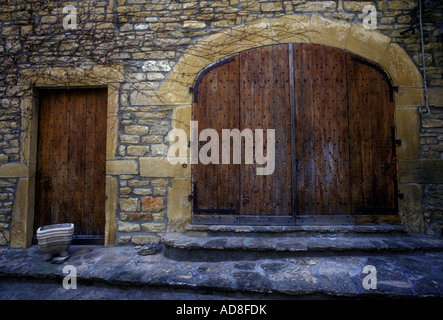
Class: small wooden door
192,44,399,225
34,88,107,237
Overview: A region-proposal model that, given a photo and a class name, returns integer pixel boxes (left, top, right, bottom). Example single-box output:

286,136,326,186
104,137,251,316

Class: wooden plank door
192,43,398,225
34,88,107,236
346,54,398,214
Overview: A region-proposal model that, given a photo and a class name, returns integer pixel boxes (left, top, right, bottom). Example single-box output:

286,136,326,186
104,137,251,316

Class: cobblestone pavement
0,277,243,300
1,244,443,299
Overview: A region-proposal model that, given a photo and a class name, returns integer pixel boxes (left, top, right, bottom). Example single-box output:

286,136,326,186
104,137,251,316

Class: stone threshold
185,223,407,237
160,230,443,262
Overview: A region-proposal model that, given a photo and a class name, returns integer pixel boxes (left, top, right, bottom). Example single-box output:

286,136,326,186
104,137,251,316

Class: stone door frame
8,66,122,248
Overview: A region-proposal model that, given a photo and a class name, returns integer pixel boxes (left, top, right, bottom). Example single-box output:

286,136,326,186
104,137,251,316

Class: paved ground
0,277,243,300
1,243,443,300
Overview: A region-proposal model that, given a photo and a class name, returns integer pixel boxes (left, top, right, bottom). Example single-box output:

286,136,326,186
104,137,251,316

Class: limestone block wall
0,0,442,247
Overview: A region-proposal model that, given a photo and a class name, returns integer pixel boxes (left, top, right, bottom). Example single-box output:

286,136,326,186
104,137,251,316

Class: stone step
160,230,443,262
185,223,408,237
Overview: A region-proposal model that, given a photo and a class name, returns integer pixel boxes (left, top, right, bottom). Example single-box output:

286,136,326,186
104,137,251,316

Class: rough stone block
141,223,166,233
380,44,423,87
120,198,139,212
118,221,141,232
131,235,160,245
127,146,150,156
124,125,149,135
105,176,117,246
346,24,391,63
141,196,165,212
399,183,424,233
271,15,309,44
140,157,190,177
396,108,420,159
395,87,424,107
167,178,192,232
310,14,351,49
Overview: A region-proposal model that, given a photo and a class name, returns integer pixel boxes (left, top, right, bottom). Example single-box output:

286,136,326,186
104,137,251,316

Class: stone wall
0,178,16,246
0,0,443,247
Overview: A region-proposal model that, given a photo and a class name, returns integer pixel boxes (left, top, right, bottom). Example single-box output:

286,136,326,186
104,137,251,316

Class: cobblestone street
0,277,241,300
1,242,443,300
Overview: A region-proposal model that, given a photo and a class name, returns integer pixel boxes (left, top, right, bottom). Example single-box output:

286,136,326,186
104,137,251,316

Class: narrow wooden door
34,88,107,236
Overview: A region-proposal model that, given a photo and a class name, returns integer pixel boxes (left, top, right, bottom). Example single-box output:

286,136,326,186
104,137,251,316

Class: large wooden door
34,88,107,237
192,44,399,225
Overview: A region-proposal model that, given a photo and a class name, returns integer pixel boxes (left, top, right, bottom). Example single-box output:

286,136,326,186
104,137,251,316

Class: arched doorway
191,43,400,225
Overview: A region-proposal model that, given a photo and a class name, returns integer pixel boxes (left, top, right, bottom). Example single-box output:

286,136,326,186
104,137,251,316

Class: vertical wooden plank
312,45,326,214
84,89,96,235
271,44,292,216
294,43,313,215
67,89,84,234
334,49,351,215
289,44,297,217
51,89,69,224
239,48,255,215
294,44,350,215
35,90,55,231
218,58,240,212
346,55,363,213
240,48,257,215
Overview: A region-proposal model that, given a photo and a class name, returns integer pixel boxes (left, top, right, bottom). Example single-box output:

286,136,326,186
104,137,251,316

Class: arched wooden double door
191,44,400,225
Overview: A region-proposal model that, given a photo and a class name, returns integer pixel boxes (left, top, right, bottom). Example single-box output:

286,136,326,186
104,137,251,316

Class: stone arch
162,14,423,91
164,14,425,232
